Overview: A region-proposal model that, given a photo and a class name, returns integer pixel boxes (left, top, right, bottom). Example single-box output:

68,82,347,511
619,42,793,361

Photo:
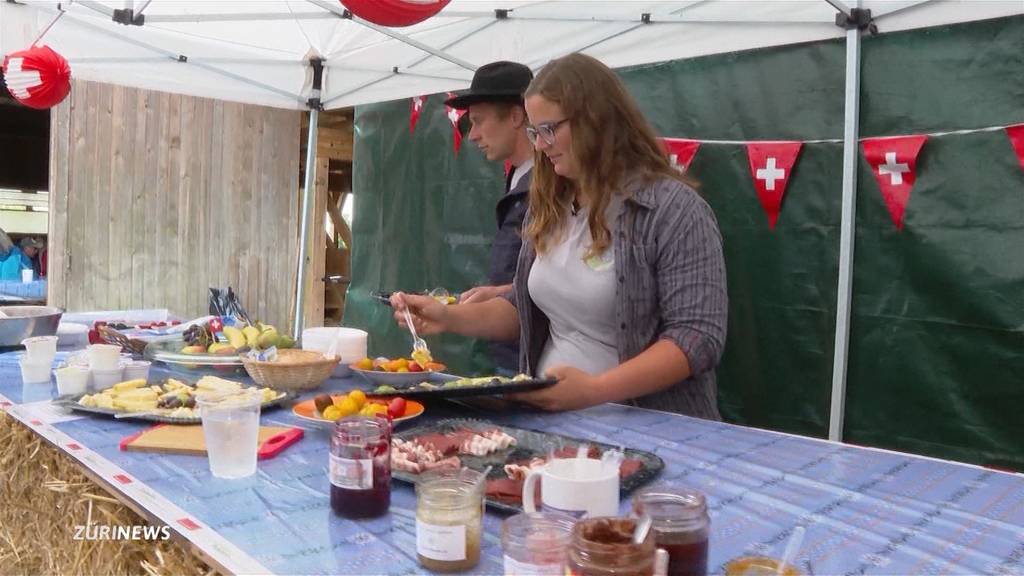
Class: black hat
445,61,533,110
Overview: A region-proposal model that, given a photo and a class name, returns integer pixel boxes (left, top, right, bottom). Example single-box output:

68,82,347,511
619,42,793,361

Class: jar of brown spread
567,517,657,576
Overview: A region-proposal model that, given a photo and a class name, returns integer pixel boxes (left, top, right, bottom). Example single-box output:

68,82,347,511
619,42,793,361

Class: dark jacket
488,166,531,372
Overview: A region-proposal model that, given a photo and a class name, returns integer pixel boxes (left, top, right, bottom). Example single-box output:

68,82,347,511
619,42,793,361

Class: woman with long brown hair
393,53,727,419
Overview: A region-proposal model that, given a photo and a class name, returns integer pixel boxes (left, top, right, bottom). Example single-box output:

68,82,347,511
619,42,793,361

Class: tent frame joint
641,13,652,24
112,8,145,26
494,8,509,20
836,7,876,34
306,57,325,111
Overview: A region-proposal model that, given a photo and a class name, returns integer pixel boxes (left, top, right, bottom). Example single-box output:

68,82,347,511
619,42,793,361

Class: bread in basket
240,349,339,391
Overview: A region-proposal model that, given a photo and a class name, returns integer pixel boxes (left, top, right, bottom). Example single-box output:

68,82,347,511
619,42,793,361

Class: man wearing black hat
446,61,534,374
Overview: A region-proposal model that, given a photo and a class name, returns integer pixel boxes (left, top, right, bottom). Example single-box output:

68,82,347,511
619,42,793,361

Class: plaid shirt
507,174,727,420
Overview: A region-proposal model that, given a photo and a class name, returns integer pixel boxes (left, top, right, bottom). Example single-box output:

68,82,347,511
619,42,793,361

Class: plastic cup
88,344,121,370
20,357,53,384
197,390,262,479
123,360,151,382
724,557,802,576
21,268,32,283
90,366,124,392
22,336,58,362
55,366,90,396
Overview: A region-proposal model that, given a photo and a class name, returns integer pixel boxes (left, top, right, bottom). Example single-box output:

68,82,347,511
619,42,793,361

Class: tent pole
828,0,863,442
293,59,324,340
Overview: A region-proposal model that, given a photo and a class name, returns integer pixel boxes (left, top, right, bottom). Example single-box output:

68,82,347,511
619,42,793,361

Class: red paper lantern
340,0,451,27
2,45,71,109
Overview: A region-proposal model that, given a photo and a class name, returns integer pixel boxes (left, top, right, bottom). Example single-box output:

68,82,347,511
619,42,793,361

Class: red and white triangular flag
445,92,467,154
660,138,701,173
745,142,802,229
862,135,927,230
1005,124,1024,173
410,95,426,134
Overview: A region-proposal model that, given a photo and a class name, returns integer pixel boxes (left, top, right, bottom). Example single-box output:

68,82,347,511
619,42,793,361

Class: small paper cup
88,344,122,371
22,336,58,362
20,357,53,384
55,366,90,396
123,361,151,382
90,366,125,392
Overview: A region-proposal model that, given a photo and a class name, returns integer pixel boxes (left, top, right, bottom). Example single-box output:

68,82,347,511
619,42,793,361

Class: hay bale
0,412,218,575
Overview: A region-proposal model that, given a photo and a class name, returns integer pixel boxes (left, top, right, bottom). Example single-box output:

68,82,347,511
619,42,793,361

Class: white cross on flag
746,142,803,229
2,45,71,110
445,93,467,155
659,138,701,173
409,95,426,134
862,135,927,230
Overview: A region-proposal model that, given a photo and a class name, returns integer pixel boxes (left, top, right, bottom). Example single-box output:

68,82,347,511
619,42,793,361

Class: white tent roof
3,0,1023,110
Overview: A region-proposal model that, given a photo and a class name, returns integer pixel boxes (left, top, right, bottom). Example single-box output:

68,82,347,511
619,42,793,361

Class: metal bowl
0,306,63,347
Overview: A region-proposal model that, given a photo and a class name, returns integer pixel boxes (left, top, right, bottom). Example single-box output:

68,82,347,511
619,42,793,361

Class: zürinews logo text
73,500,171,541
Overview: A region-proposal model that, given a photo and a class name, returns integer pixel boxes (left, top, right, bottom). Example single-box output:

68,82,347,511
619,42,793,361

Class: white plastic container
20,357,52,384
55,366,90,396
22,335,58,362
56,322,90,349
123,360,151,382
302,327,367,377
87,344,121,370
21,268,33,283
90,366,124,392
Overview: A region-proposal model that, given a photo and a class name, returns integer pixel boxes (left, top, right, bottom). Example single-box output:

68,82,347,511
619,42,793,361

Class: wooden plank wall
48,80,302,330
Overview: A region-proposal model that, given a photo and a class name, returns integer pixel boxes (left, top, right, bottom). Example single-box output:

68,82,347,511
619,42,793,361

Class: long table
1,350,1022,575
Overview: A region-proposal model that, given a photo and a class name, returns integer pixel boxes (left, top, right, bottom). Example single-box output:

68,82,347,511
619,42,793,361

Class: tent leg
828,2,863,442
293,108,320,340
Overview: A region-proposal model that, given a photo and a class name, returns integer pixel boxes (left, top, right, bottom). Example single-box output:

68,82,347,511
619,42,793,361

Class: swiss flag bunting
1005,124,1024,173
862,135,927,230
410,95,426,134
445,93,467,154
745,142,802,229
660,138,701,173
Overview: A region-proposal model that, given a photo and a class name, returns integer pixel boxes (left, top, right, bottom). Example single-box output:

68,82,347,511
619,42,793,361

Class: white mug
522,457,619,518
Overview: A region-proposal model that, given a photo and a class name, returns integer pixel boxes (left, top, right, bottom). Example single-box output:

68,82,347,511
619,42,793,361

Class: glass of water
197,390,262,479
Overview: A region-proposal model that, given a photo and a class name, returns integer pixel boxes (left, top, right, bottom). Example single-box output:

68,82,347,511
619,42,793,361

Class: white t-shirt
510,157,534,191
527,196,623,376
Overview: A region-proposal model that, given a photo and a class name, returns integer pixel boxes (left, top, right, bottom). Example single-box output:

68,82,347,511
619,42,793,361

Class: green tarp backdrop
345,15,1024,470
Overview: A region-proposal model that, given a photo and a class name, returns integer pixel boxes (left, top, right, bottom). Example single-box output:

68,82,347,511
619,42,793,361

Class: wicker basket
240,349,340,391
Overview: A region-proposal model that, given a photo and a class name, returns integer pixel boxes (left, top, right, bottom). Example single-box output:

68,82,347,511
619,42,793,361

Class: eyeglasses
526,118,569,146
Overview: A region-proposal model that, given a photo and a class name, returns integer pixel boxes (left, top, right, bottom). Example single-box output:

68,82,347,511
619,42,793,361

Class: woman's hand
509,366,605,411
390,292,449,336
459,284,512,304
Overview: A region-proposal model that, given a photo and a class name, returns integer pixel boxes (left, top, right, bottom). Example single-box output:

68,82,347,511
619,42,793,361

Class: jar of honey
416,468,485,572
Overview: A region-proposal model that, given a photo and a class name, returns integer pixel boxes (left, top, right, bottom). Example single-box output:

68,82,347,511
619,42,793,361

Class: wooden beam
302,157,330,329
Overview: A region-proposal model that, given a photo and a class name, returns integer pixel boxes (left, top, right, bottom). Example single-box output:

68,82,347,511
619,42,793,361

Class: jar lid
633,487,707,524
334,415,389,444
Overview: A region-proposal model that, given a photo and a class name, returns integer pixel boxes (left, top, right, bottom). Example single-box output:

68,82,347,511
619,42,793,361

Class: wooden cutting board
120,424,303,459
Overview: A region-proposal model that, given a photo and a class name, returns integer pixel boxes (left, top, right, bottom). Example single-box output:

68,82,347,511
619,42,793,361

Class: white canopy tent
3,0,1022,440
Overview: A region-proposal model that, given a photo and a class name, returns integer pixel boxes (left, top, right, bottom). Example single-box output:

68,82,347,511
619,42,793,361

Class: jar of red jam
566,517,656,576
631,487,710,576
330,415,391,518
